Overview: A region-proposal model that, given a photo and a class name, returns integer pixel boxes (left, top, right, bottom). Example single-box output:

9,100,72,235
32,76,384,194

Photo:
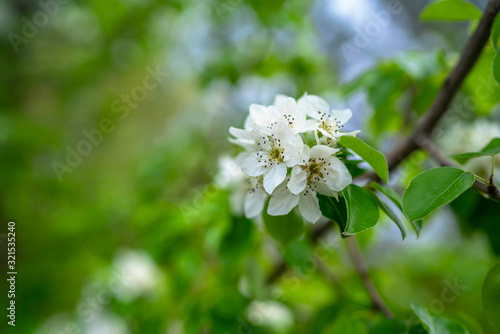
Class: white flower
216,156,268,218
231,121,304,194
298,93,360,144
249,95,315,135
243,177,268,218
268,145,352,223
112,249,162,302
83,312,129,334
246,300,294,333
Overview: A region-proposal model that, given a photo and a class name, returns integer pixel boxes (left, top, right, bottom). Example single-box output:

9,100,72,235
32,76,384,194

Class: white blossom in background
246,300,294,333
226,93,359,223
83,312,129,334
215,156,268,218
112,249,163,302
439,120,500,183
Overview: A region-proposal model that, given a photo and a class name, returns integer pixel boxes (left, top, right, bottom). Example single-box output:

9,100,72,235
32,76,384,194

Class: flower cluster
227,93,359,223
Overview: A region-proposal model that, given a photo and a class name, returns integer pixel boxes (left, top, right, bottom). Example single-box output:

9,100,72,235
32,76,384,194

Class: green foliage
494,52,500,86
482,263,500,331
420,0,482,21
319,185,379,236
2,0,500,332
403,167,475,221
339,136,389,183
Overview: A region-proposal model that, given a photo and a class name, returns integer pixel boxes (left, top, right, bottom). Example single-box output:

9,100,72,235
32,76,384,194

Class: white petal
229,126,256,141
298,190,321,223
244,189,267,218
298,93,329,120
244,115,254,130
317,127,334,139
315,181,339,198
268,186,299,216
288,166,307,195
229,137,257,151
303,119,319,132
323,157,352,191
249,104,279,135
331,109,352,125
309,145,339,160
241,152,267,177
273,94,295,109
336,130,361,138
263,163,287,194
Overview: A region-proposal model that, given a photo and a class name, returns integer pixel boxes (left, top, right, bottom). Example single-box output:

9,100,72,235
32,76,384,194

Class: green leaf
339,136,389,183
420,0,482,21
494,52,500,86
263,202,304,245
342,184,380,235
369,182,423,237
403,167,475,221
318,194,348,232
369,182,403,211
482,263,500,331
482,137,500,154
367,190,406,240
411,304,469,334
412,220,423,238
450,137,500,163
451,152,491,164
492,15,500,50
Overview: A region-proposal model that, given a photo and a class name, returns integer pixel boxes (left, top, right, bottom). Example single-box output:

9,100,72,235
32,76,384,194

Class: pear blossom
268,145,352,223
298,93,360,144
226,93,359,223
231,121,304,194
249,94,315,135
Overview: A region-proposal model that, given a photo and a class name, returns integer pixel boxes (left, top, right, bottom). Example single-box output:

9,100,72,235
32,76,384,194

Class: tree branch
384,0,500,171
415,134,500,202
265,0,500,304
347,236,393,319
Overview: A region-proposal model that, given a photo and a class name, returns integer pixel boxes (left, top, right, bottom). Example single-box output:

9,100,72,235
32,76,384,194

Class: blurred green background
1,0,500,333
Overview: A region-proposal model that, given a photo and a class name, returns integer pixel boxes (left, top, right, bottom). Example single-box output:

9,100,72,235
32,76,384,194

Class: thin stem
476,175,490,185
346,236,393,319
490,155,495,185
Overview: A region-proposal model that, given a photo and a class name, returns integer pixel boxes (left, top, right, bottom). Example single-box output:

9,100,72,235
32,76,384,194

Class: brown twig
347,236,393,319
